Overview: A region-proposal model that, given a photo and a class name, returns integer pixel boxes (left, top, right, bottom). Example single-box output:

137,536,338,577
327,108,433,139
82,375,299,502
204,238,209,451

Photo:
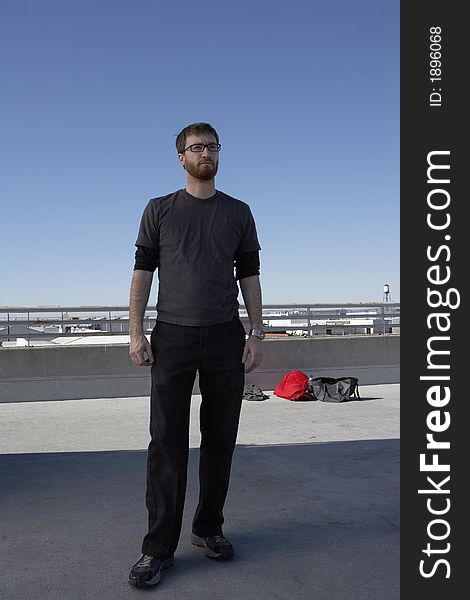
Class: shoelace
137,554,154,567
212,535,228,544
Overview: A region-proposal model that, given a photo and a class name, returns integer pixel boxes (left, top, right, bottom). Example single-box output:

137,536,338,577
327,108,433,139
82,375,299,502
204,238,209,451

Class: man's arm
239,274,263,329
129,269,154,366
239,275,263,373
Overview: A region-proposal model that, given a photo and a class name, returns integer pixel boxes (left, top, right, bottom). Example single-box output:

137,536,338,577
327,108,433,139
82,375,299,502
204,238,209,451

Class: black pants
141,316,246,559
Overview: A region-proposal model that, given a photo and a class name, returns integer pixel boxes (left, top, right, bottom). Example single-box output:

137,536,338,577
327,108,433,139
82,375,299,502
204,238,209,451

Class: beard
184,158,218,181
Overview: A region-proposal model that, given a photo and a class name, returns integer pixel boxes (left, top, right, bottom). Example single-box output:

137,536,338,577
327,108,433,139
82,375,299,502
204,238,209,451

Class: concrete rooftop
0,384,399,600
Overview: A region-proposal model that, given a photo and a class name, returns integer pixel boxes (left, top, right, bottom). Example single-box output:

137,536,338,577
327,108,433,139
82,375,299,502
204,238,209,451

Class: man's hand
129,334,154,366
242,335,263,373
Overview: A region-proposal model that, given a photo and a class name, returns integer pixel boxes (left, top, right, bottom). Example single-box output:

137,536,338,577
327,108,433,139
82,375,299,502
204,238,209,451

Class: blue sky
1,0,399,307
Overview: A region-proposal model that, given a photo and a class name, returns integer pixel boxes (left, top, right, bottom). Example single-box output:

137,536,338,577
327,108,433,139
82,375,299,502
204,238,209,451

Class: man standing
128,122,264,588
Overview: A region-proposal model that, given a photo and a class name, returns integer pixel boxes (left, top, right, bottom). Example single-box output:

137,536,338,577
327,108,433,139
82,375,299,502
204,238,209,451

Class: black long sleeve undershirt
133,245,260,280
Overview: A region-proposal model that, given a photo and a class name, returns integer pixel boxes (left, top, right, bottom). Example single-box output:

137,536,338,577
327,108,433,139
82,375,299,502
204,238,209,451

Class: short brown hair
175,122,220,154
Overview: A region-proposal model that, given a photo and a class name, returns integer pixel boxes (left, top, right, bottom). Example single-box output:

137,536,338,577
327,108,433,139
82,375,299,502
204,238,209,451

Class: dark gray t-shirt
135,188,261,326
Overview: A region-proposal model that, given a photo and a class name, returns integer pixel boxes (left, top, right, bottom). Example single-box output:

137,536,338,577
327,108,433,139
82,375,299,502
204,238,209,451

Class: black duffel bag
308,376,360,402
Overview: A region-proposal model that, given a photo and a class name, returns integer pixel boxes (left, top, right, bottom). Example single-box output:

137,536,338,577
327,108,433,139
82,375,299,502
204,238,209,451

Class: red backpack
273,370,312,401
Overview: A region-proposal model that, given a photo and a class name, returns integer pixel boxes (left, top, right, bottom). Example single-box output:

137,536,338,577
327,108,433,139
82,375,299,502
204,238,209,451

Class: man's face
178,133,219,181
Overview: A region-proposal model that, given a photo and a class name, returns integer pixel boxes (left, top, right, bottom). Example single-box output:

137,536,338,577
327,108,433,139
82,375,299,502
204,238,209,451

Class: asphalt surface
0,384,399,600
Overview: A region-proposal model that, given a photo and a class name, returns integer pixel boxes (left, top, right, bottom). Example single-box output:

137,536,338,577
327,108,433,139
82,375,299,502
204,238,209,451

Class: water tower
383,283,392,303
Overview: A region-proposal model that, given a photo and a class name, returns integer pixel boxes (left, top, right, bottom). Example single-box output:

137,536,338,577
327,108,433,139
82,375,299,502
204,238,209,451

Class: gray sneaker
191,532,235,560
128,554,175,587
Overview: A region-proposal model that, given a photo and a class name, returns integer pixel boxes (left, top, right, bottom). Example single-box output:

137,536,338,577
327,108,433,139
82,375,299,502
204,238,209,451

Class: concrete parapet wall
0,335,399,403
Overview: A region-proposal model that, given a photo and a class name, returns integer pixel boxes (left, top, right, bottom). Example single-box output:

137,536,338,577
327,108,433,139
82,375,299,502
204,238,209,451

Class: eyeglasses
182,143,221,153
